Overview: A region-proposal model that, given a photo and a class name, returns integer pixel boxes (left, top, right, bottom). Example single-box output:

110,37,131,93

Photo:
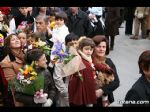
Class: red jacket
68,58,96,105
0,66,14,106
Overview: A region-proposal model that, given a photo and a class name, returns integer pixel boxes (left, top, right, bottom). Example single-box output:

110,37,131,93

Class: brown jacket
0,55,24,107
147,8,150,30
105,7,120,36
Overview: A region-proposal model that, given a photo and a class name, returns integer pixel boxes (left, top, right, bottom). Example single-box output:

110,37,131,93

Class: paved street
107,22,150,107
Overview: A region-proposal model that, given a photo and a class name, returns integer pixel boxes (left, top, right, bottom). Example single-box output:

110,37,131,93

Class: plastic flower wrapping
0,33,4,47
9,61,44,95
94,63,115,89
50,41,86,79
62,47,86,79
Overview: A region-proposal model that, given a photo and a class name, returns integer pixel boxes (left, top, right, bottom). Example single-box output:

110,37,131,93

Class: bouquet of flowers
9,61,44,95
0,33,4,47
36,40,51,56
62,47,86,79
94,63,114,90
51,41,68,64
28,39,51,56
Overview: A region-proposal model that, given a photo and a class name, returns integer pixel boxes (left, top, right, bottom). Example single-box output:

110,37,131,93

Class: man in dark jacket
105,7,120,50
123,50,150,107
66,7,93,38
124,7,136,35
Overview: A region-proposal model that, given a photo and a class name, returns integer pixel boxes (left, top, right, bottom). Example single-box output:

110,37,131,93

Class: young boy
14,49,57,107
52,32,79,107
27,33,39,49
50,11,69,61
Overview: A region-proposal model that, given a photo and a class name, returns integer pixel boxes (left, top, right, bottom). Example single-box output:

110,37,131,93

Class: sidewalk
108,22,150,107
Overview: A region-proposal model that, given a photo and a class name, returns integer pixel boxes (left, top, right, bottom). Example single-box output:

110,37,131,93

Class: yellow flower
35,42,39,48
29,76,36,81
60,50,64,54
24,67,29,75
28,66,33,72
30,71,37,76
50,21,55,29
0,34,3,38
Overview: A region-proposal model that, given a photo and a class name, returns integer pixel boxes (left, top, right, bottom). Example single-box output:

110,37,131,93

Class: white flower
38,40,46,47
21,79,31,85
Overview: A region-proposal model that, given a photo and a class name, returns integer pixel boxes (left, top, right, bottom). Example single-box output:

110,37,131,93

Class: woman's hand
42,98,53,107
33,89,48,104
95,89,104,98
47,26,52,37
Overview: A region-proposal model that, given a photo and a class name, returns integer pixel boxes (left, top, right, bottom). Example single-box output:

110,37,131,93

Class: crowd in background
0,7,149,107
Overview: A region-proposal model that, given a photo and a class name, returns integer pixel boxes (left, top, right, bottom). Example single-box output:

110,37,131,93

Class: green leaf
13,75,44,95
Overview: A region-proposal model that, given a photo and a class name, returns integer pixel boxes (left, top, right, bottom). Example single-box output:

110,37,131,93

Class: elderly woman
124,50,150,107
0,34,24,106
92,35,120,107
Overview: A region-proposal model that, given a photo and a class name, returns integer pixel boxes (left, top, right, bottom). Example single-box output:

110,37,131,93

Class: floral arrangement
9,61,44,95
28,40,51,56
94,63,114,89
51,41,68,64
17,61,37,85
0,33,4,47
35,40,51,56
51,42,86,81
61,47,86,80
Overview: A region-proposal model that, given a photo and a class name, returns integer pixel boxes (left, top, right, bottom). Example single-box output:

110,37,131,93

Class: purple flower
17,72,22,80
0,38,3,43
51,41,68,62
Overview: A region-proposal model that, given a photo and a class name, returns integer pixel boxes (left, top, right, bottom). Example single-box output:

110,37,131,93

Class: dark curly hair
24,49,44,65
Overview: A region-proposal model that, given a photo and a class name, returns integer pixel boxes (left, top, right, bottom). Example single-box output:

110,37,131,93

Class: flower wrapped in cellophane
0,33,4,47
62,47,86,79
50,41,86,79
9,61,44,95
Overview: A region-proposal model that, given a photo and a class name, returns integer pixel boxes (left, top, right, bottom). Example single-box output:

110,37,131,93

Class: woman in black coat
92,35,120,107
123,50,150,107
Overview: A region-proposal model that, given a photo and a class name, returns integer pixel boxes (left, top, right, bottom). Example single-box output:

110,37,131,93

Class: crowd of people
0,7,149,107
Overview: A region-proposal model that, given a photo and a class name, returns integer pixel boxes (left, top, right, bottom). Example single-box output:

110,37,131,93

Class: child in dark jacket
68,37,97,107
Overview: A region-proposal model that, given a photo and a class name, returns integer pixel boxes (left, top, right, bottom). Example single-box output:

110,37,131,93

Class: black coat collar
141,75,150,95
